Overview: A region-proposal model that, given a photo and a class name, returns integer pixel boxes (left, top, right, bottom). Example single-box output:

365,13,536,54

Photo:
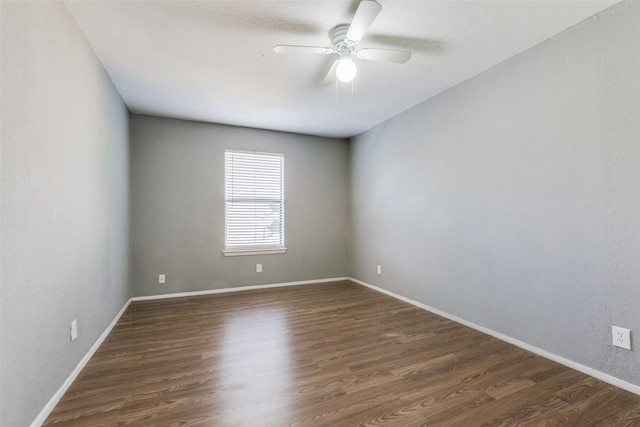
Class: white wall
130,115,349,297
350,1,639,386
1,2,130,425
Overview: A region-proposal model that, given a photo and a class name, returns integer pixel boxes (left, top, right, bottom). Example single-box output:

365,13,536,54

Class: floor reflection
217,309,292,425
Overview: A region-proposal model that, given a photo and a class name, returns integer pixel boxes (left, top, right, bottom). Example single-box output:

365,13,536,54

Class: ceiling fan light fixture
273,1,411,85
336,57,357,83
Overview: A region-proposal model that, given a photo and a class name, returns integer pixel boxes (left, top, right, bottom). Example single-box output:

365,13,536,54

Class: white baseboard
349,277,640,397
30,298,132,427
131,277,349,301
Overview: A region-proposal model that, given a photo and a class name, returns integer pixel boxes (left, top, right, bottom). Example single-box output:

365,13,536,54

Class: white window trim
223,248,287,257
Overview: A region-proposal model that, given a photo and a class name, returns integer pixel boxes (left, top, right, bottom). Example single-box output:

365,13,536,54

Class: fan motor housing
330,24,354,53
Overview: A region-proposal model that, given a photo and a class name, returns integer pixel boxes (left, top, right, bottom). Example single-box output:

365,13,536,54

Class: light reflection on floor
217,309,293,425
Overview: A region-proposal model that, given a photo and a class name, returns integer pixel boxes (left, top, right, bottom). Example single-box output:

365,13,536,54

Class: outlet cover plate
70,319,78,342
612,326,631,350
159,274,165,284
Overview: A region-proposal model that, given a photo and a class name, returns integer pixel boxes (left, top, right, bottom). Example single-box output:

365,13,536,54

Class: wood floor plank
43,281,640,426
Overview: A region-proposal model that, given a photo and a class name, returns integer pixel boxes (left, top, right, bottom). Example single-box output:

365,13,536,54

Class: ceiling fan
273,0,411,84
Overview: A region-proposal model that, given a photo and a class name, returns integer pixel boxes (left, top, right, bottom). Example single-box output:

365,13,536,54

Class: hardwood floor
44,281,640,426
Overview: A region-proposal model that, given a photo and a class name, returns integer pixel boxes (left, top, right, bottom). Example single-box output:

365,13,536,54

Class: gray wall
350,1,639,386
130,115,349,297
1,2,130,426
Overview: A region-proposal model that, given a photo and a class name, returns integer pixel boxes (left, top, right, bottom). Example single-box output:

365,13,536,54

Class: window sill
223,248,287,257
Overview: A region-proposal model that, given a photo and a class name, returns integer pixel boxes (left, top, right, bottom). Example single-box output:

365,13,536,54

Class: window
224,150,285,256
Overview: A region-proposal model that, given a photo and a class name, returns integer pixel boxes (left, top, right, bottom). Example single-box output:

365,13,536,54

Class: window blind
225,150,284,252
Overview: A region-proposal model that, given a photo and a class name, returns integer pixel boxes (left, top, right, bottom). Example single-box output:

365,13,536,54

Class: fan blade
322,60,339,85
346,0,382,43
357,48,411,63
273,45,334,55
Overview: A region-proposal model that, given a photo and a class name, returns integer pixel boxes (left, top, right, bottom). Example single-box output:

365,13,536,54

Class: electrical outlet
70,319,78,342
158,274,165,284
612,326,631,350
377,265,382,275
256,264,262,273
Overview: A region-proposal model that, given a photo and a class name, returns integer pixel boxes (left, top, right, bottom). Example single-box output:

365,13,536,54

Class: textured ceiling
65,0,619,138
